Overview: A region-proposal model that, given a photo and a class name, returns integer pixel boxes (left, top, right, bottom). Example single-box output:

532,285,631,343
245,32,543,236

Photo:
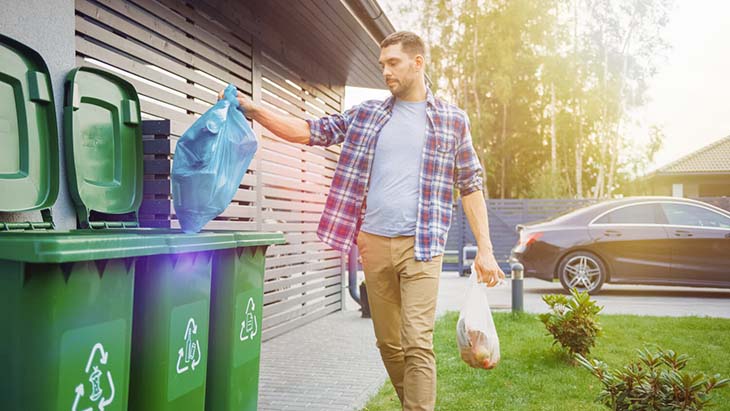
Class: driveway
436,271,730,318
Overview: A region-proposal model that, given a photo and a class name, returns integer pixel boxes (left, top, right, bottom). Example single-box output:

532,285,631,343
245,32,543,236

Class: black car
510,197,730,294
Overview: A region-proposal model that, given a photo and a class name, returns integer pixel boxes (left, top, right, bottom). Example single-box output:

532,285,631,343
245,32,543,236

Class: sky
345,0,730,172
630,0,730,170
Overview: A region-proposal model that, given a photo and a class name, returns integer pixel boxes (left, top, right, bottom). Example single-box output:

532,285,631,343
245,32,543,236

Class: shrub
539,288,603,357
577,347,729,410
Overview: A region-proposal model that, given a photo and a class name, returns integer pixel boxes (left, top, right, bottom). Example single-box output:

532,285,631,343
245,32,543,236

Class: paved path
257,271,730,410
257,309,386,411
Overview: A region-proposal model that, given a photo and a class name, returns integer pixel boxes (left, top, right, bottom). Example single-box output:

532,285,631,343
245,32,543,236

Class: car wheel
558,251,606,294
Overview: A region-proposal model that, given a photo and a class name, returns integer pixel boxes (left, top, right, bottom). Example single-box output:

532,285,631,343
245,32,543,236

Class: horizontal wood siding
257,49,343,341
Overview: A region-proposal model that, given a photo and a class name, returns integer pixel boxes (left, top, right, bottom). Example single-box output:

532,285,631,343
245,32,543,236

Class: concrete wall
0,0,77,229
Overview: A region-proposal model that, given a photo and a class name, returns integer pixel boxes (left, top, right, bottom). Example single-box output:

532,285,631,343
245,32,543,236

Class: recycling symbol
240,297,258,342
176,317,202,374
72,343,115,411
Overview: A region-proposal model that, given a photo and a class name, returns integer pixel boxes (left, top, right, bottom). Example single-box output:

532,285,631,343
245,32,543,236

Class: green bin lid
63,67,143,228
0,230,170,263
233,232,286,248
0,229,248,263
0,34,59,224
99,228,240,254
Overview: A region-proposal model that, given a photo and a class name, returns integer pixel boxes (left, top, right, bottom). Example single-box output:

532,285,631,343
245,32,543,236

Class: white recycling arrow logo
176,317,202,374
72,343,115,411
240,297,258,342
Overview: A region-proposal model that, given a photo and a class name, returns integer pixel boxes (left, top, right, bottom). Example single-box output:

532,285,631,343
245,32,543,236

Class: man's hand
474,248,506,287
217,88,257,116
216,87,310,144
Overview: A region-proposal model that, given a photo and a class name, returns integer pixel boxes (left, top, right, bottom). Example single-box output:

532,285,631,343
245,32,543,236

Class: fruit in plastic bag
456,263,501,369
172,83,257,232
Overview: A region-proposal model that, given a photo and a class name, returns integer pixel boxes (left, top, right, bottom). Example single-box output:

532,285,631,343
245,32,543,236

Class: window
661,203,730,228
672,183,683,197
594,204,660,225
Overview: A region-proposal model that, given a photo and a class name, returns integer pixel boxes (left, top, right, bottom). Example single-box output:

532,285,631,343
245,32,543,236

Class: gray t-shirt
360,99,428,237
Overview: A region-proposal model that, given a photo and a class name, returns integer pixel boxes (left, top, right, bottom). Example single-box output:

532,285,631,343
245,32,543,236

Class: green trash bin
62,65,284,410
0,231,174,411
127,232,235,411
206,233,285,411
0,34,161,411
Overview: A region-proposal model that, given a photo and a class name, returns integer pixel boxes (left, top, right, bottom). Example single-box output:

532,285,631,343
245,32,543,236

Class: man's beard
389,78,411,98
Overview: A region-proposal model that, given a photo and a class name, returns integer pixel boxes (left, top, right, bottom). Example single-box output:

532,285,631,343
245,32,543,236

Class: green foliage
539,288,603,357
392,0,672,198
577,347,730,410
363,313,730,410
527,169,573,198
615,125,665,196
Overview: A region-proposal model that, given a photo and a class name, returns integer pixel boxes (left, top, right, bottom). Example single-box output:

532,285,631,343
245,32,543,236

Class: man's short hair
380,31,426,57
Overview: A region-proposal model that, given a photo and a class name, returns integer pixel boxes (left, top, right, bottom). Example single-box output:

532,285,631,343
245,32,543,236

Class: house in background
648,135,730,198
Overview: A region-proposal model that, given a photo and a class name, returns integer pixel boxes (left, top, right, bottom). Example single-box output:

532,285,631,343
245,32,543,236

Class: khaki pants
356,230,442,411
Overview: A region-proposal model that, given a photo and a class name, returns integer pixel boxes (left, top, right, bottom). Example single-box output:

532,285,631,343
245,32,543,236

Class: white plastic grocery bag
456,263,501,369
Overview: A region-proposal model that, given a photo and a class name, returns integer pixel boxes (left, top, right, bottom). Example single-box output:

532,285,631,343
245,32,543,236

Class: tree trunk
575,105,583,198
500,102,508,199
550,82,557,177
606,9,637,197
471,24,481,123
593,41,609,199
606,131,618,196
573,0,583,199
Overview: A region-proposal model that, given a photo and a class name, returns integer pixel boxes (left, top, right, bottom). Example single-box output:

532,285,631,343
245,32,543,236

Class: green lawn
361,312,730,411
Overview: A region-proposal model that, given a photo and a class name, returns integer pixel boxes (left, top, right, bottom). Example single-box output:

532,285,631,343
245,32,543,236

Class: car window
594,204,660,224
661,203,730,228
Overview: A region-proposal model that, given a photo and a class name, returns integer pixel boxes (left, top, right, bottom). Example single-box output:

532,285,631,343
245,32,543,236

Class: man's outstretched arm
462,190,505,287
218,89,309,144
218,88,356,147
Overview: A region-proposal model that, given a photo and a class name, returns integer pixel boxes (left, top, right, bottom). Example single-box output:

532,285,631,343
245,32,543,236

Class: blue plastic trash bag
172,83,257,233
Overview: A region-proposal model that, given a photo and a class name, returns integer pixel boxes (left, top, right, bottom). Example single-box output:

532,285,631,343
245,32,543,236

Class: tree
388,0,671,199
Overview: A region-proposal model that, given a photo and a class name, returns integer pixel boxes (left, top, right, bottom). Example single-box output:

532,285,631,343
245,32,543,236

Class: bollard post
511,262,524,313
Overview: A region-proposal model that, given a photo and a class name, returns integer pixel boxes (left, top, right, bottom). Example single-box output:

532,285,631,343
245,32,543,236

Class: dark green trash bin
127,232,234,411
206,233,284,410
0,34,151,411
0,231,173,411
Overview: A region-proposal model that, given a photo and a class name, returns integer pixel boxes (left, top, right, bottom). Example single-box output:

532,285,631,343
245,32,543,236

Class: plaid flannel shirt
305,87,484,261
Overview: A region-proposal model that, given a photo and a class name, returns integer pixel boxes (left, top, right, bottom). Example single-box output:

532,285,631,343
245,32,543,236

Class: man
219,31,505,411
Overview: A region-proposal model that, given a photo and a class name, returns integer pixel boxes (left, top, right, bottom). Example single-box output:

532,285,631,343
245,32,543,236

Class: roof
654,134,730,175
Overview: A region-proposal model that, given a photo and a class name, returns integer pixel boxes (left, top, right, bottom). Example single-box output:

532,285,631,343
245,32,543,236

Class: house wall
650,175,730,197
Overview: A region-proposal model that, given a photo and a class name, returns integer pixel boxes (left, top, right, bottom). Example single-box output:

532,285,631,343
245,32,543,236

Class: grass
361,312,730,411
